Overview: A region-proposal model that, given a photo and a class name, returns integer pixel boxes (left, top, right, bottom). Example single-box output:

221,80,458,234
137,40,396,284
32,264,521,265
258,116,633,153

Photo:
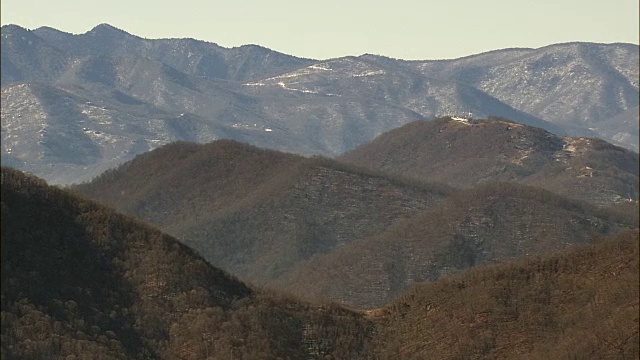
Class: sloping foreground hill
368,229,639,359
274,182,638,308
1,167,638,359
74,140,452,285
339,117,639,206
0,167,371,359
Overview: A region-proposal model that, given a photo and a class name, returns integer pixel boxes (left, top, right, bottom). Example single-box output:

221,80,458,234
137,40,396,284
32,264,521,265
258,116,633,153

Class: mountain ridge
3,166,637,358
1,166,374,359
272,181,637,308
75,139,453,285
367,229,639,359
340,116,639,206
2,24,638,184
74,138,638,308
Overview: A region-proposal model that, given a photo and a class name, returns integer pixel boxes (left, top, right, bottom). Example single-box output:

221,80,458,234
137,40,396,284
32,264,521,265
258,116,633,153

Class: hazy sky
2,0,638,60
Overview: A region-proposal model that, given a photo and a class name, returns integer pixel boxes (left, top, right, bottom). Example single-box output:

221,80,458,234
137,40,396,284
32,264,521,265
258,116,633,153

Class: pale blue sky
1,0,638,60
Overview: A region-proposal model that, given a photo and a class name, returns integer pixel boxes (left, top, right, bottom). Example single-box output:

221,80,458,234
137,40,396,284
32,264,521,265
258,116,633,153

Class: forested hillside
275,182,638,308
75,140,452,285
368,230,639,359
75,140,637,308
1,167,371,359
2,167,637,359
340,117,639,206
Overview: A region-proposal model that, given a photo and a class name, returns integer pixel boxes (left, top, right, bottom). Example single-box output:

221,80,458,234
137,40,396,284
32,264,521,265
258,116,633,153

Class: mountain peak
34,25,61,32
86,23,132,38
1,24,27,30
0,24,31,37
339,117,639,205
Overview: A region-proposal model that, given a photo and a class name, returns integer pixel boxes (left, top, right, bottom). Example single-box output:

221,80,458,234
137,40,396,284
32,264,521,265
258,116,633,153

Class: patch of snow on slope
352,70,385,77
276,82,319,94
308,64,331,71
244,63,334,86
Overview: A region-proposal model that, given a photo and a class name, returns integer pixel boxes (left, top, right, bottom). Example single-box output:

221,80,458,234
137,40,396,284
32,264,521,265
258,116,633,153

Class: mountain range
74,140,452,289
74,126,638,308
2,167,638,358
2,24,638,184
2,23,638,358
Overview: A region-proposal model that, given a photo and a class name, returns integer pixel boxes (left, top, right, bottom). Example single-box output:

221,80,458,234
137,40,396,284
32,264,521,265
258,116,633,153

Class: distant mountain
74,140,451,285
30,23,316,83
2,25,426,183
598,105,640,146
1,167,371,359
2,24,637,183
340,117,639,206
240,56,565,134
0,24,71,84
364,42,640,149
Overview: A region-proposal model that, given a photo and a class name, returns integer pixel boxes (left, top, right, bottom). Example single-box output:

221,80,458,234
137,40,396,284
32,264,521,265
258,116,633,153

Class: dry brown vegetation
369,229,639,359
74,139,637,310
274,182,638,308
74,140,452,285
1,167,372,359
339,117,639,206
2,167,638,359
